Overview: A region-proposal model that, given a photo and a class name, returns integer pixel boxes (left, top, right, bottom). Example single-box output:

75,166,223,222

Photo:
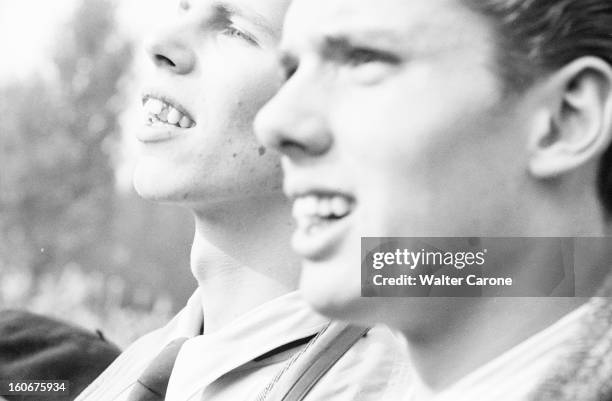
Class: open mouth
290,192,356,260
142,95,196,129
292,193,355,233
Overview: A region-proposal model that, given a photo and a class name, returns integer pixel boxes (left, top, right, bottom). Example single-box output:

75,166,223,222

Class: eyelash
222,26,258,46
279,47,397,82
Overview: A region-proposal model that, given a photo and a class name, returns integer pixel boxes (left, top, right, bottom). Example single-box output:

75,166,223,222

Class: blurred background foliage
0,0,196,347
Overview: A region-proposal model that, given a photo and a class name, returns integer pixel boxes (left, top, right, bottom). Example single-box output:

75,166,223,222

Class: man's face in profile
256,0,541,321
134,0,291,207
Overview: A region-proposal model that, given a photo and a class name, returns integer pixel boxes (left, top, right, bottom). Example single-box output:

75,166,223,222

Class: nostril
149,45,195,74
154,54,176,69
279,139,299,150
278,140,312,160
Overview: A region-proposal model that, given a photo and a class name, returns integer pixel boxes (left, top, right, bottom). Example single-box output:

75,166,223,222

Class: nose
145,24,196,75
255,74,332,162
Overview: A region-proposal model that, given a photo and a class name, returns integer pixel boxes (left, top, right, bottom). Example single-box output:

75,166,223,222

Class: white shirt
76,289,404,400
383,305,588,401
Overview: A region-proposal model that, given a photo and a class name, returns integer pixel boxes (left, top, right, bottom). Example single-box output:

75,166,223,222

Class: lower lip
136,124,190,143
292,211,354,262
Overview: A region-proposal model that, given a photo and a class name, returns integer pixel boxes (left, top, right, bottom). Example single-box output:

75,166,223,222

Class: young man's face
134,0,291,207
256,0,541,320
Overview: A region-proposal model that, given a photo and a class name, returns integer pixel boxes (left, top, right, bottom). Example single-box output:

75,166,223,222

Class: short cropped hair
463,0,612,216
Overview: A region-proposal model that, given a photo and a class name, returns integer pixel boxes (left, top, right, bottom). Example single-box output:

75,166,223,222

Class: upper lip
141,91,196,123
285,182,355,202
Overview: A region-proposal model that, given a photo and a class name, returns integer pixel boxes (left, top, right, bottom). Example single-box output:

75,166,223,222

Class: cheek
332,76,520,234
205,56,281,132
336,63,506,176
197,64,282,155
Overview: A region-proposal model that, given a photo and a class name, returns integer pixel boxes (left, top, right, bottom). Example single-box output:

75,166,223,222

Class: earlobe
529,57,612,179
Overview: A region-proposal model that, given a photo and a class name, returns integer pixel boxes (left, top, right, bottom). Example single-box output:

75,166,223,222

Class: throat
190,234,293,334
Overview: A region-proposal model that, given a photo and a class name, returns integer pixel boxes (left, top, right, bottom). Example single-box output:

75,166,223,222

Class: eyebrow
317,31,403,61
332,27,407,45
279,30,398,59
211,1,276,36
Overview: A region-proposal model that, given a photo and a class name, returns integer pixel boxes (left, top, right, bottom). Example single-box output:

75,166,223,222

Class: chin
133,182,177,203
132,164,186,203
305,291,380,327
299,260,372,324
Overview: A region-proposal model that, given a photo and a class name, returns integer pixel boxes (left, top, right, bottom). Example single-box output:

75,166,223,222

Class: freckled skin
129,0,300,353
133,0,291,209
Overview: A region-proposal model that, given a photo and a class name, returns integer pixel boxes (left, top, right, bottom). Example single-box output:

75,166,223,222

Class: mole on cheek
258,146,266,156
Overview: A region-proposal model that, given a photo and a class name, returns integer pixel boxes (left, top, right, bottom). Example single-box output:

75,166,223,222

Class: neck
402,297,585,394
398,235,604,393
402,200,612,393
189,195,300,333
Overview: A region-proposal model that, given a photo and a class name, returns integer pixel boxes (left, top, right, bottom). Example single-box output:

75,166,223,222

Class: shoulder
75,292,202,400
74,312,180,400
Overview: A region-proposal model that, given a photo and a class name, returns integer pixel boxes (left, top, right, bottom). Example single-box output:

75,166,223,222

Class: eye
222,26,259,46
339,47,400,84
344,48,399,67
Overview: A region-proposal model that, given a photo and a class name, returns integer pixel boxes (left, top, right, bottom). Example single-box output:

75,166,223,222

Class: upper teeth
293,195,353,223
144,97,195,128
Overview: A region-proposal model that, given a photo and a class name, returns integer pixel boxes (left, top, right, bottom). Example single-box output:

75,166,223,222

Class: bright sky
0,0,76,82
0,0,173,84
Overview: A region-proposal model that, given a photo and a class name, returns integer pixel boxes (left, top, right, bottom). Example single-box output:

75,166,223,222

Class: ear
528,57,612,178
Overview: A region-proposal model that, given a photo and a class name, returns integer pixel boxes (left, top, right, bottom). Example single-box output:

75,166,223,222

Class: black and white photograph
2,0,612,400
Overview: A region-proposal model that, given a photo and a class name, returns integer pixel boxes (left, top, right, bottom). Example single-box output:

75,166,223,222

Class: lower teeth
148,116,176,127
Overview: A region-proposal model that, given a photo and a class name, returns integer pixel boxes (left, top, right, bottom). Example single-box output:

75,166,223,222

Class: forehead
193,0,291,30
284,0,493,52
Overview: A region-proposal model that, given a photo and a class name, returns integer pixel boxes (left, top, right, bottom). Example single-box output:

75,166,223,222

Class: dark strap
263,322,370,401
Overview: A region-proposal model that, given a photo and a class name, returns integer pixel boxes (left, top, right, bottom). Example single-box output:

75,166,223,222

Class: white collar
166,289,328,400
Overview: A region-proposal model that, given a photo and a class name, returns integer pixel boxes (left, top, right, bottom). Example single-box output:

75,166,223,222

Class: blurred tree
0,0,196,316
0,0,130,288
